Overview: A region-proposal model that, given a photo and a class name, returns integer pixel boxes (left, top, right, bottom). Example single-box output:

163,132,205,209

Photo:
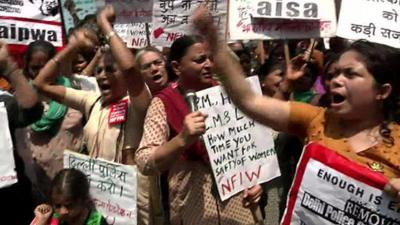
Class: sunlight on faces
27,51,50,79
139,51,168,93
329,51,391,120
172,43,214,91
95,53,127,105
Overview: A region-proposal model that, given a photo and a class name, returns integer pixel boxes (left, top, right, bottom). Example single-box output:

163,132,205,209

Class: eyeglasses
141,59,164,71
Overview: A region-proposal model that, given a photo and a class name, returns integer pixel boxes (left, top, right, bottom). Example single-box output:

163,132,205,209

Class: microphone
185,90,198,112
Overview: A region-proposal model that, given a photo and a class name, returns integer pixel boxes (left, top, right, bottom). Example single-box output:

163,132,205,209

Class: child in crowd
31,168,108,225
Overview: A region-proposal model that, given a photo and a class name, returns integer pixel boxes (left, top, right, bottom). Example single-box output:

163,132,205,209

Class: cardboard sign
229,0,336,40
64,150,137,225
251,0,322,20
282,143,400,225
337,0,400,48
152,0,227,47
197,76,280,201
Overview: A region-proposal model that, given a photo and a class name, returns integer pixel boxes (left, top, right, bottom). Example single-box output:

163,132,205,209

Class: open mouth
99,82,111,91
331,93,346,105
152,74,163,81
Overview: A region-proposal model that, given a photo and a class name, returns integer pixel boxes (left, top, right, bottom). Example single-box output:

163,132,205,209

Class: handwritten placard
229,0,336,40
151,0,227,47
64,150,137,225
337,0,400,48
251,0,321,20
106,0,153,24
196,76,280,201
114,23,151,48
282,143,400,225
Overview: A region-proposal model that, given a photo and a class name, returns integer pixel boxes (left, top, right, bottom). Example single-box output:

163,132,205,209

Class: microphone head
185,90,198,112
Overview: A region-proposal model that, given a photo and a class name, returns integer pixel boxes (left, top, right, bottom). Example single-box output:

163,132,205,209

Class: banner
229,0,336,40
0,0,63,46
251,0,322,20
106,0,153,24
60,0,98,35
64,150,137,225
151,0,227,47
282,143,400,225
337,0,400,48
197,76,280,201
114,23,151,49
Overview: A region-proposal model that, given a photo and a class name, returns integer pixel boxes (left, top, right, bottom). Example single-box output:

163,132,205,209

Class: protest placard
229,0,336,40
196,76,280,201
114,23,151,48
64,150,137,225
0,0,63,47
337,0,400,48
282,143,400,225
251,0,322,20
151,0,227,47
60,0,98,35
0,102,17,189
106,0,153,24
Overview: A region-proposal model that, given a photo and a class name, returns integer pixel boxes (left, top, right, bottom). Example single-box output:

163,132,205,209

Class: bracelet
105,31,116,42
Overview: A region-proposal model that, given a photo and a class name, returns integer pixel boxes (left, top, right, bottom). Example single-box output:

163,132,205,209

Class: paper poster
114,23,151,48
282,143,400,225
64,150,137,225
197,76,280,201
337,0,400,48
151,0,227,47
229,0,337,40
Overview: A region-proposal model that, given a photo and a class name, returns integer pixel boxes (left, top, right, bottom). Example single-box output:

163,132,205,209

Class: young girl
31,168,108,225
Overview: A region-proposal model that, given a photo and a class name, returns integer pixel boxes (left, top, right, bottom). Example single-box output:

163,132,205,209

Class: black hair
24,40,56,77
258,58,285,81
166,35,203,80
51,168,91,206
345,40,400,146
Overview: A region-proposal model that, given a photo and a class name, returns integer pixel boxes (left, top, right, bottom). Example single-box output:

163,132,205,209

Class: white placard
106,0,153,24
0,102,17,189
197,76,280,201
251,0,321,20
151,0,227,47
114,23,151,49
337,0,400,48
64,150,137,225
282,143,400,225
229,0,337,40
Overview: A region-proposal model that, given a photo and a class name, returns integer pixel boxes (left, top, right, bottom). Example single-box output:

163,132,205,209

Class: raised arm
34,28,98,102
97,5,151,115
191,6,291,132
0,41,39,109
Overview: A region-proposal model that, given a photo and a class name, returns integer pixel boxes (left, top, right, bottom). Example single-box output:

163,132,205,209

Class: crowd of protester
1,4,400,225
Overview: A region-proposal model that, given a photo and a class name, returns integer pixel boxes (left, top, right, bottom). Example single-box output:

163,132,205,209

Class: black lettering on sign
256,0,318,19
0,23,58,42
